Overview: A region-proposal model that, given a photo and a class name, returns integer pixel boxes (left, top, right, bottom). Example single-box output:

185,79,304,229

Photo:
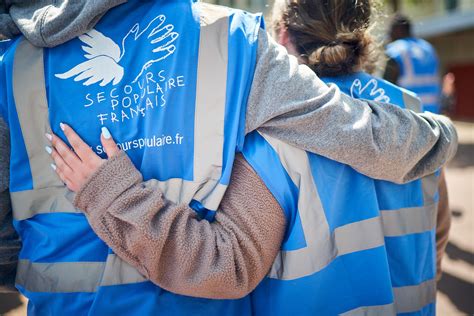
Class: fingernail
45,146,52,155
60,123,66,131
45,133,52,141
50,164,57,171
102,127,111,139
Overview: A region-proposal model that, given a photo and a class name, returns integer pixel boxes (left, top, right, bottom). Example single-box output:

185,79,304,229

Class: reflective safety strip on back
259,132,386,281
393,279,436,314
16,259,104,293
340,280,436,316
16,254,147,293
381,203,437,237
340,303,396,316
11,39,81,220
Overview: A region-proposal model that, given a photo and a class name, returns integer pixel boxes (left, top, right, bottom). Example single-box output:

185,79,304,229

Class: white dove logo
350,78,391,103
55,15,179,87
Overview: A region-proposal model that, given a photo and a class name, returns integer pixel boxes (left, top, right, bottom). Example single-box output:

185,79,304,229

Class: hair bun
307,42,354,76
307,31,372,77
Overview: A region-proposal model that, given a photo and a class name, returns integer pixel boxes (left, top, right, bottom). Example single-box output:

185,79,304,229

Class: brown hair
272,0,379,77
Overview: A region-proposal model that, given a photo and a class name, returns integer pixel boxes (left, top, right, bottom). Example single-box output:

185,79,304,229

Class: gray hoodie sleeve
0,117,20,293
1,0,126,47
247,30,457,184
0,3,457,184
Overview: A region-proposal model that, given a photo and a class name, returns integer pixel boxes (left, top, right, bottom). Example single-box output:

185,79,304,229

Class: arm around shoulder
246,30,457,183
74,152,286,299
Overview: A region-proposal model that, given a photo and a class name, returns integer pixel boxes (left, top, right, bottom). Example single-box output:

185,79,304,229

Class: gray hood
0,0,126,47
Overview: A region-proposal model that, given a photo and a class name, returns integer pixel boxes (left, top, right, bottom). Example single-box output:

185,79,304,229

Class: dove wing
55,55,124,86
79,29,121,62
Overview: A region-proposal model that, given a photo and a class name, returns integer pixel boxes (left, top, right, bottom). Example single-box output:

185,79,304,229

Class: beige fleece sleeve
74,152,286,299
436,169,451,281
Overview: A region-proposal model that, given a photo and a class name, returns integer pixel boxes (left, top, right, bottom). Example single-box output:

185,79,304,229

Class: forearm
0,118,20,292
247,30,457,183
75,153,285,299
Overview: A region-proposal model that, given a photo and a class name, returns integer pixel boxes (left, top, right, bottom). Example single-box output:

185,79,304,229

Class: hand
46,124,121,192
119,14,179,83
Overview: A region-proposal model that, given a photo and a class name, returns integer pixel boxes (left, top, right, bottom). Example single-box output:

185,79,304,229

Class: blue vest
0,1,262,315
386,38,441,114
242,73,438,315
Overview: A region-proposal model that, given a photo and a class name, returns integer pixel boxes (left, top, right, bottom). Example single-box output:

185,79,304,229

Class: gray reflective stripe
402,91,422,113
341,303,396,316
16,256,149,293
381,203,437,237
11,173,227,221
138,178,227,213
13,39,61,190
399,75,439,87
16,259,104,293
11,187,79,220
335,217,385,256
120,6,231,211
193,3,228,184
422,173,438,204
100,254,146,286
261,132,385,280
394,279,436,313
193,181,228,211
12,39,77,221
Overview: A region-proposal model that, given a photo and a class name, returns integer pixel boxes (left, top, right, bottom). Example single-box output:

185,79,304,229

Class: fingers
100,127,120,158
48,131,83,171
60,123,98,162
151,45,176,60
46,125,107,193
51,160,79,192
47,145,74,176
144,15,166,38
149,25,176,44
46,145,80,192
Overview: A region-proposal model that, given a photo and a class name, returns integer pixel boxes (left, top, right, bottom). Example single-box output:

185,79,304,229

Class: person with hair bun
265,0,448,314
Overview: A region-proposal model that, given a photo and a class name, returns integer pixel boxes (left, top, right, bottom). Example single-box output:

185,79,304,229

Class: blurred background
0,0,472,315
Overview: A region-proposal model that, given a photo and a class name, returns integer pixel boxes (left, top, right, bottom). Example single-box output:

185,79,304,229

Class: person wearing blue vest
384,14,442,114
0,0,458,315
33,0,453,315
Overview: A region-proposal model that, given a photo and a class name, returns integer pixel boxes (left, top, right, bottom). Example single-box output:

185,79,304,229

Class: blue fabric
308,153,380,231
14,214,108,263
375,179,424,210
220,11,263,185
251,247,393,315
90,282,251,316
18,288,96,316
385,231,436,287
